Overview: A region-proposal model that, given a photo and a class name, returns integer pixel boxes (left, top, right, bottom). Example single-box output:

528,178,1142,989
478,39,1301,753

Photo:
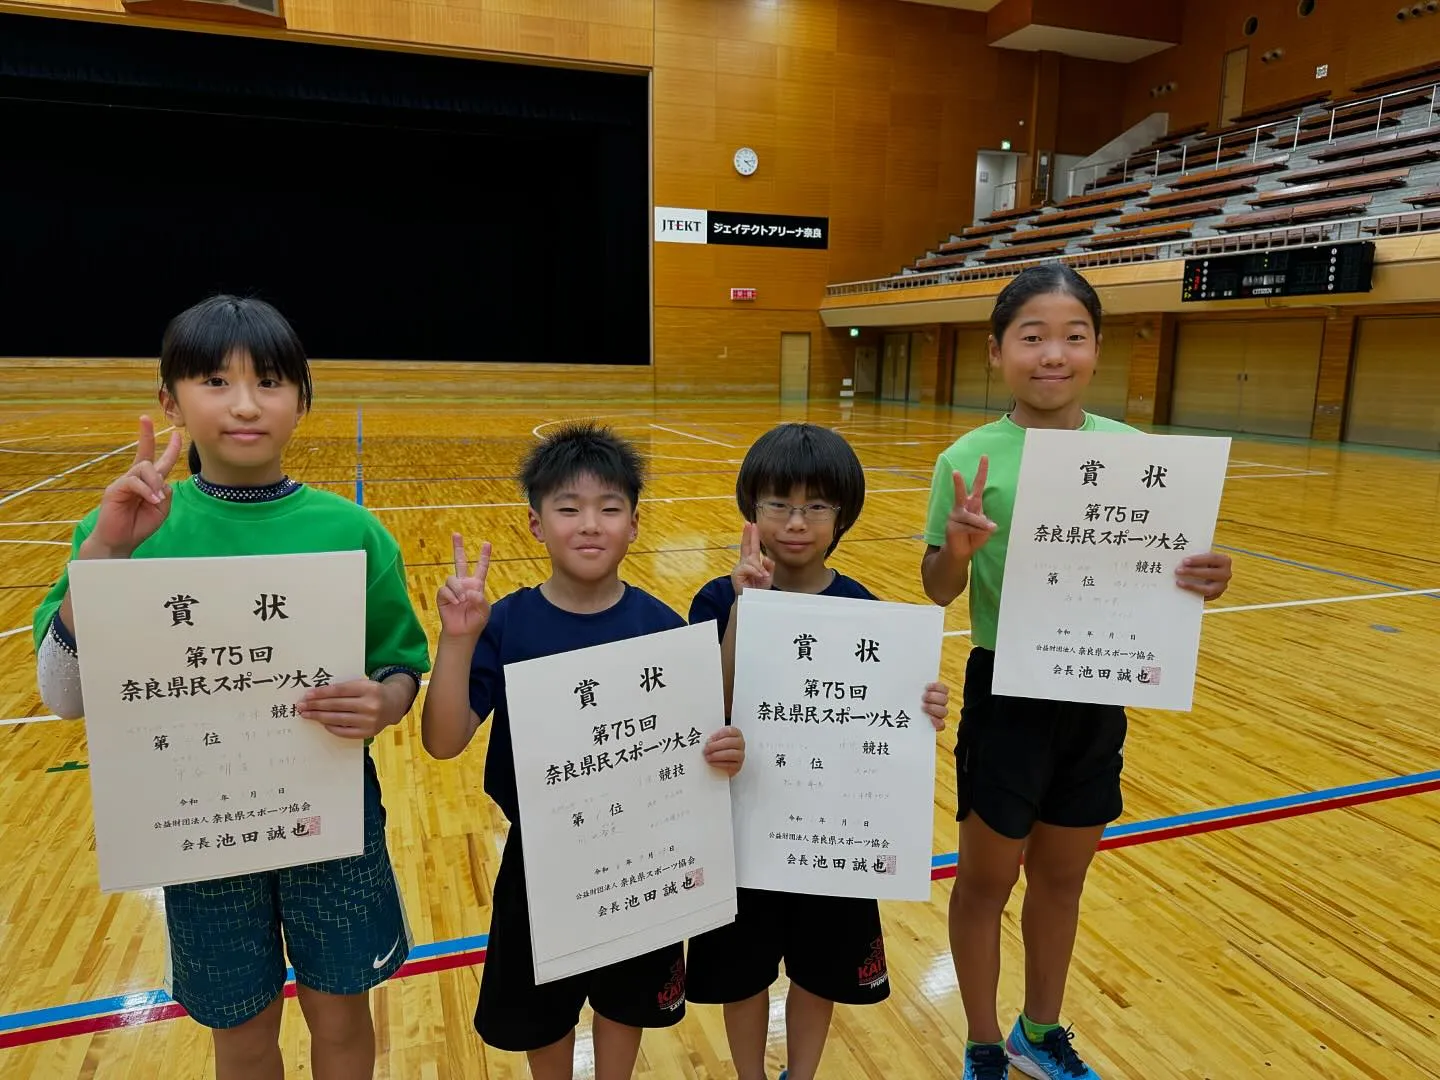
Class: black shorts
955,648,1128,841
475,828,687,1052
686,887,889,1007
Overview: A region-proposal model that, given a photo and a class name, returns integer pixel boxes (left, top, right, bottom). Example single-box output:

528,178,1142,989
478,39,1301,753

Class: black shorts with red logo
685,887,889,1007
475,827,687,1052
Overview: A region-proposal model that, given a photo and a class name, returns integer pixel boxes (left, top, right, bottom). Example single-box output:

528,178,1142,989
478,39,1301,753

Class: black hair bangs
990,263,1104,343
520,421,645,510
735,424,865,551
159,295,313,411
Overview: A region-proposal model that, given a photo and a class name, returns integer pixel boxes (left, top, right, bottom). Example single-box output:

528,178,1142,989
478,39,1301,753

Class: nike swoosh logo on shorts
372,937,401,970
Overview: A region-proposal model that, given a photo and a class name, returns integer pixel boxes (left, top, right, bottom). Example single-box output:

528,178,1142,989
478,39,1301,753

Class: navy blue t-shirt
470,583,685,822
688,572,879,640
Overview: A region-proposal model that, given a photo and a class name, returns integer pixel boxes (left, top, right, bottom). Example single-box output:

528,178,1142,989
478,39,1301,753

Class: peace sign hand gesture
732,522,775,595
438,533,492,642
945,456,997,561
83,416,183,560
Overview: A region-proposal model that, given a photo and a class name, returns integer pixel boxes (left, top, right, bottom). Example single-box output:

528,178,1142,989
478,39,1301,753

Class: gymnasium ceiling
898,0,1179,63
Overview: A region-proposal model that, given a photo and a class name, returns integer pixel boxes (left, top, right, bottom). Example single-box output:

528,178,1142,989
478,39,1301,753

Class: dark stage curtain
0,12,650,364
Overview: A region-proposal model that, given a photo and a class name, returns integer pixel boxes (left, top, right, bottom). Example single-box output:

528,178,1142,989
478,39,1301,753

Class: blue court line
1100,768,1440,836
1217,543,1440,600
354,408,364,506
927,769,1440,865
4,771,1437,1036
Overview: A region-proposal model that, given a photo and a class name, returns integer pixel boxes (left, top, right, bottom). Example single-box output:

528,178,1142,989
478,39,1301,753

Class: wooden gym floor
0,363,1437,1079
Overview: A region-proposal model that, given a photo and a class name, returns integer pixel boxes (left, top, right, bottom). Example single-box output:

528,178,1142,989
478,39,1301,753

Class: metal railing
824,210,1439,298
1068,80,1440,195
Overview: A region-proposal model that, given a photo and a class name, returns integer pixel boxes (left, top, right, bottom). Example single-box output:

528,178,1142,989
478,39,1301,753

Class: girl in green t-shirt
33,296,429,1080
920,265,1233,1080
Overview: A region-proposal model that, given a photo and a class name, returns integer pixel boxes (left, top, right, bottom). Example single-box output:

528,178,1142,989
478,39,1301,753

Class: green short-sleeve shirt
924,413,1139,650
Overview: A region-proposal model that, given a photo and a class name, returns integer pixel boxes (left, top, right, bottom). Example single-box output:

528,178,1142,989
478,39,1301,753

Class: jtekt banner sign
655,207,828,250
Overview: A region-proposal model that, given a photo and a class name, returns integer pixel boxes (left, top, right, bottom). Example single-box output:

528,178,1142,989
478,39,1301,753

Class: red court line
0,1004,187,1050
1096,776,1440,852
5,781,1437,1050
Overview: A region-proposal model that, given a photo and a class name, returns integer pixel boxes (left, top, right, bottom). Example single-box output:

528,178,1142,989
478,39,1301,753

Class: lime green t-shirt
33,480,431,681
923,413,1139,650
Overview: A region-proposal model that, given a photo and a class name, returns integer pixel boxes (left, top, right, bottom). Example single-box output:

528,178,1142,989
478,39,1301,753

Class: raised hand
944,456,997,561
437,533,492,641
732,522,775,595
84,416,183,559
1175,550,1233,601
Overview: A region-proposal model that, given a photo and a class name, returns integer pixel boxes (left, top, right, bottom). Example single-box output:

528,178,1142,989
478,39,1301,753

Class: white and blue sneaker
1005,1018,1101,1079
961,1042,1010,1079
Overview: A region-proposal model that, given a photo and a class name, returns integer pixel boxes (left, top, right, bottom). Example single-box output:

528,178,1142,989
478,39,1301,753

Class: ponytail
188,442,202,476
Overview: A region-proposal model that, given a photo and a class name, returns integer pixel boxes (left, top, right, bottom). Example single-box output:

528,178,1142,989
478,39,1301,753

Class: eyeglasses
756,500,841,523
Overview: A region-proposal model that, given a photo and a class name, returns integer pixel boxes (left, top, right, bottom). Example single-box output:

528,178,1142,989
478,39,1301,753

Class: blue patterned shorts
162,751,411,1029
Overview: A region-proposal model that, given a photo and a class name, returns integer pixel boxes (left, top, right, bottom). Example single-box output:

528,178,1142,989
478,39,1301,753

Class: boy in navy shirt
686,423,951,1080
421,422,746,1080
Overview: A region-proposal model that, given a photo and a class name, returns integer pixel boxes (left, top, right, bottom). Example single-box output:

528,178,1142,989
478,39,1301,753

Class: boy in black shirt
686,423,950,1080
422,422,746,1080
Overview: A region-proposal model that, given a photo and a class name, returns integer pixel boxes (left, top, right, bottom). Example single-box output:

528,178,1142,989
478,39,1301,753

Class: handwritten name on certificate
730,590,944,902
993,429,1230,711
66,552,367,893
505,622,737,985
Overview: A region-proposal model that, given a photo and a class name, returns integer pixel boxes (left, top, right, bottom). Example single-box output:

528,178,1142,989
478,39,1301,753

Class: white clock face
733,147,758,176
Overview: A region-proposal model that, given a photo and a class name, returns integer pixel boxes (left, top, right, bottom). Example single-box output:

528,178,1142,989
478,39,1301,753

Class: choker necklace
193,474,302,503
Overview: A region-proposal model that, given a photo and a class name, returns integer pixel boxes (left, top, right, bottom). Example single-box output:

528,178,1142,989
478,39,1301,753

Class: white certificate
993,429,1231,710
730,590,944,902
505,621,738,984
67,552,367,893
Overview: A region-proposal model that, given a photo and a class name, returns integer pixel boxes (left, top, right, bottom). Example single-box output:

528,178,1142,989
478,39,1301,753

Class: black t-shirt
469,583,685,821
687,572,879,641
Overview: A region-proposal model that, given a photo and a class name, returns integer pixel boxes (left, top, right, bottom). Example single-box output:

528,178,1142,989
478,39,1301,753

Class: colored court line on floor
1218,543,1440,600
2,769,1437,1049
0,935,491,1043
354,408,365,506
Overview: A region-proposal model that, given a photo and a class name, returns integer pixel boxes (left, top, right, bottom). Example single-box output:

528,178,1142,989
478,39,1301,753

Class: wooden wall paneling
910,325,942,404
1171,320,1247,429
653,306,845,399
1088,317,1133,419
1030,0,1184,44
1056,56,1130,156
1346,315,1440,451
0,357,657,401
1312,311,1357,442
1,0,656,62
1124,313,1175,426
1123,0,1440,134
1029,50,1062,204
949,326,994,409
1336,1,1440,100
1238,317,1324,438
811,324,850,400
935,326,957,405
651,1,1035,394
1151,313,1177,426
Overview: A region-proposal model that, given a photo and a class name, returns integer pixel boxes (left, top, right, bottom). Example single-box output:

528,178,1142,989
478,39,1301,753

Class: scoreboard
1181,242,1375,302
